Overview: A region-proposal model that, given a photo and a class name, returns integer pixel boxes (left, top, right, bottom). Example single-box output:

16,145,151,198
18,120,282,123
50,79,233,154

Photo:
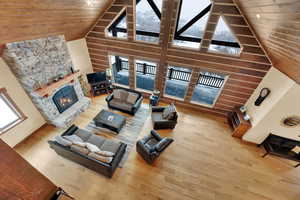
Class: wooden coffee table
93,109,126,133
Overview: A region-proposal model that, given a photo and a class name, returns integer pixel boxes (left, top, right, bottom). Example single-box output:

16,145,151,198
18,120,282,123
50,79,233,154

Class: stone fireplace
2,35,91,128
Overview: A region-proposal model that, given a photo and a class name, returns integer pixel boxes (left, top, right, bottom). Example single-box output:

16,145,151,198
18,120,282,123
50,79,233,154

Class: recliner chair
136,130,174,164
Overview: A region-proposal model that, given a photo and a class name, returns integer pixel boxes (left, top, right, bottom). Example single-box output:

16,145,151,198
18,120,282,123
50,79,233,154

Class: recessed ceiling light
256,14,261,19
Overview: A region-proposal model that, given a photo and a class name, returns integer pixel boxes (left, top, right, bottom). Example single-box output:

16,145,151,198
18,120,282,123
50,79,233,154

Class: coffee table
93,109,126,133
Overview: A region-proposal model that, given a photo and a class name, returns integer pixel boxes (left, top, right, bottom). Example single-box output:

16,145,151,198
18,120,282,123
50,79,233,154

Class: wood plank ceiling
0,0,112,54
235,0,300,84
85,0,272,116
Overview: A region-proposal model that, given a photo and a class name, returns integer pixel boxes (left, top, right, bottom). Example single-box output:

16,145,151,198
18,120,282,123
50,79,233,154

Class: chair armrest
152,106,166,112
133,96,143,109
110,143,127,170
155,138,174,152
106,94,113,102
62,125,78,136
150,130,162,141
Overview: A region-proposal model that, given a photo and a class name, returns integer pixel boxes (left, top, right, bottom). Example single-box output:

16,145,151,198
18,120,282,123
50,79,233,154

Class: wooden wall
86,0,272,116
0,0,112,54
236,0,300,84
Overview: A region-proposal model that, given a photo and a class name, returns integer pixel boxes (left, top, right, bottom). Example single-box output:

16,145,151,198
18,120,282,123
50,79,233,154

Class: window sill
190,101,214,108
163,94,185,102
0,116,27,135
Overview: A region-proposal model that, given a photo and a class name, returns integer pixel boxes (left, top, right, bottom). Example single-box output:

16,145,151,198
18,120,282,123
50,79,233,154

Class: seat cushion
152,112,166,122
86,134,106,148
88,152,113,164
70,145,90,155
74,129,92,142
127,92,139,104
113,89,122,100
110,99,133,111
63,135,84,143
100,140,121,154
55,135,72,147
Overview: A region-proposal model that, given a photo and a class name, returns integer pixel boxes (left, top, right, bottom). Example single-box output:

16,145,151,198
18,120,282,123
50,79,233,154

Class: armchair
136,130,174,164
151,106,178,129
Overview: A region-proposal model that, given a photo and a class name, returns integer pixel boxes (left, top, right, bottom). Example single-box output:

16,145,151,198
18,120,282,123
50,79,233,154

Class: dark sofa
48,125,127,178
151,106,178,129
136,130,174,164
106,87,143,115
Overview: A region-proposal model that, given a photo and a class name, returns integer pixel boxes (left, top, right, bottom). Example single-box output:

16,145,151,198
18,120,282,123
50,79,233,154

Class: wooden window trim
0,88,27,135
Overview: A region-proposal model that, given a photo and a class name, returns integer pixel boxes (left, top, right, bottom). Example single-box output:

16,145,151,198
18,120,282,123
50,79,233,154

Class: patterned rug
84,104,150,167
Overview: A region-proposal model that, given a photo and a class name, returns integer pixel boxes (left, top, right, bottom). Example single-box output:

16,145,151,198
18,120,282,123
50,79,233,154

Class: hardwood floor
15,95,300,200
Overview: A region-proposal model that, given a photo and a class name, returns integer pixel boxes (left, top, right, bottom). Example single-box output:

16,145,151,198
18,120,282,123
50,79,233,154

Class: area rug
84,104,150,167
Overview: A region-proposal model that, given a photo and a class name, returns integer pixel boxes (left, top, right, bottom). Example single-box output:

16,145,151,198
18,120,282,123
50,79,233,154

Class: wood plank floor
15,95,300,200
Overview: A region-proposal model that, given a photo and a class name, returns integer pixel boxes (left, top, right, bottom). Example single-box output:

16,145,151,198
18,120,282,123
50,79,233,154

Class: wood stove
53,85,78,113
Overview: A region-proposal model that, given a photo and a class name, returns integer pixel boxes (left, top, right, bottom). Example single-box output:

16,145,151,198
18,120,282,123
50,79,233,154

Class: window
173,0,212,48
208,16,241,55
191,71,226,106
135,0,163,43
164,66,192,100
109,55,130,87
0,88,26,134
107,11,127,39
135,59,157,91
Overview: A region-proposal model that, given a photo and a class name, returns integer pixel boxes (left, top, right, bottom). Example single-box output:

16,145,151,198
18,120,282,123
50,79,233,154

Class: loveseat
106,87,143,115
136,130,174,164
48,125,127,178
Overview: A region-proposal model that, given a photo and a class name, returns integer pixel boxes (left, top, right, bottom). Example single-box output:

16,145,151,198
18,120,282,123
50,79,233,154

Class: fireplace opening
53,85,78,113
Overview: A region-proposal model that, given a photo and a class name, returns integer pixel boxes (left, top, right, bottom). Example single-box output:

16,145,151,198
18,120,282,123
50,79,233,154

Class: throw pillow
86,142,100,152
55,135,72,147
88,152,113,163
96,150,115,157
162,105,172,119
70,145,90,155
126,92,138,104
166,103,177,120
73,141,86,147
63,135,84,143
113,89,121,100
119,89,129,101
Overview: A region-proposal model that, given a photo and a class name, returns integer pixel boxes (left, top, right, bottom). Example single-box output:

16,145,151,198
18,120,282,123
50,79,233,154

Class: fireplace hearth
53,85,78,113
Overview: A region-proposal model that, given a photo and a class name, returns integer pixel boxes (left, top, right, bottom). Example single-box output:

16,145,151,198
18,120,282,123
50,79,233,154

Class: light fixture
87,0,96,6
256,14,261,19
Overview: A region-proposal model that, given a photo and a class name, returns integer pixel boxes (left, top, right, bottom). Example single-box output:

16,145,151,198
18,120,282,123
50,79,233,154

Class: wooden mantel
35,72,81,97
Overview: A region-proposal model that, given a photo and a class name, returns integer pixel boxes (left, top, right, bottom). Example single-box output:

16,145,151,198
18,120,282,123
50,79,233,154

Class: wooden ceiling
0,0,112,54
235,0,300,84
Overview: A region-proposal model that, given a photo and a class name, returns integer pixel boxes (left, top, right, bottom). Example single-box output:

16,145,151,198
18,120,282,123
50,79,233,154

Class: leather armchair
151,106,178,129
136,130,174,164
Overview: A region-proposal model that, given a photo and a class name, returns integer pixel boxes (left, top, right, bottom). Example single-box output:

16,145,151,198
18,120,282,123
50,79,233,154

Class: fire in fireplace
53,85,78,113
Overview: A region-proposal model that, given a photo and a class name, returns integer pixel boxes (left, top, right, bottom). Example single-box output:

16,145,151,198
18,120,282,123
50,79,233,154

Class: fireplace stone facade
3,35,91,128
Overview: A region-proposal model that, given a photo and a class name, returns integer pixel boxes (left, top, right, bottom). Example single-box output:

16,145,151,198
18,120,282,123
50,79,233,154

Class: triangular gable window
135,0,162,43
208,16,241,56
107,11,127,39
173,0,212,48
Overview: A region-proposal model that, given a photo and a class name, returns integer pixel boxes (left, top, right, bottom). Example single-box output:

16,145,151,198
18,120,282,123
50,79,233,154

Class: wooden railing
118,60,225,88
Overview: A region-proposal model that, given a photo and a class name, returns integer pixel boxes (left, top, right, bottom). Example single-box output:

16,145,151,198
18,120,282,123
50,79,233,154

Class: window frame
108,54,130,88
190,72,229,108
173,0,240,49
134,58,158,93
134,0,162,44
106,8,128,40
0,88,27,135
163,65,192,101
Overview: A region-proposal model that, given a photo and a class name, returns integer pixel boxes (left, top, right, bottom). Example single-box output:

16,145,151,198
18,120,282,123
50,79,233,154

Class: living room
1,0,300,199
